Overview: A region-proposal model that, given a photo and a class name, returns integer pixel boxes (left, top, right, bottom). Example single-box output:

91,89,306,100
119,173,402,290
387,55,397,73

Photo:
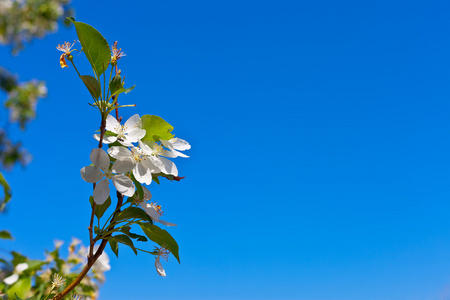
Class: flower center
151,144,164,157
114,124,128,139
104,169,114,179
131,148,146,163
157,247,170,261
151,202,164,216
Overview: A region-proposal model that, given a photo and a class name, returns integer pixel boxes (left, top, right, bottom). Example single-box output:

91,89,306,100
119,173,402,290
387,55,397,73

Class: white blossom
161,137,191,158
94,114,145,146
3,262,28,285
139,141,178,176
108,145,160,185
80,148,135,204
140,201,176,227
154,247,170,277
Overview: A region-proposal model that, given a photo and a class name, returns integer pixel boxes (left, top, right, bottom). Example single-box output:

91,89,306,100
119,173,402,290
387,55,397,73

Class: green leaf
0,171,11,212
109,239,119,258
0,230,13,240
141,115,174,143
139,224,180,263
11,252,26,266
6,277,31,299
119,226,148,242
70,19,110,76
110,234,137,255
26,260,46,271
108,74,135,99
79,75,101,100
90,196,111,219
113,206,152,223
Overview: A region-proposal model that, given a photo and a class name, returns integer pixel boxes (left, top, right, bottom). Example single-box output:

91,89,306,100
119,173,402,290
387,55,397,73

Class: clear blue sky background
2,0,450,299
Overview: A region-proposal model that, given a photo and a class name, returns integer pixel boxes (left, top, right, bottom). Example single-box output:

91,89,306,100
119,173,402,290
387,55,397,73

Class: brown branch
53,191,124,300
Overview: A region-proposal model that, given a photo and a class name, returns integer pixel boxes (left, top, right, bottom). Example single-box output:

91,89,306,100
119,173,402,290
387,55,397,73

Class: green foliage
0,0,74,54
89,196,111,219
0,172,11,212
109,234,137,255
108,75,135,99
69,18,110,77
0,230,13,240
109,239,119,258
6,277,31,299
113,206,152,224
139,224,180,263
141,115,174,143
80,75,101,100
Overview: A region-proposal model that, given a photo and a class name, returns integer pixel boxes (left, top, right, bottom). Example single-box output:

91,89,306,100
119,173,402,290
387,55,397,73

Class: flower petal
112,175,135,197
138,140,152,155
159,219,177,227
105,114,121,133
94,179,110,205
141,158,160,173
133,162,153,185
4,274,18,285
151,156,178,176
126,128,146,140
80,166,104,183
172,138,191,150
90,148,110,170
142,185,152,201
112,158,135,174
108,146,132,159
94,134,117,144
155,256,166,277
15,263,28,272
124,114,142,132
140,202,160,222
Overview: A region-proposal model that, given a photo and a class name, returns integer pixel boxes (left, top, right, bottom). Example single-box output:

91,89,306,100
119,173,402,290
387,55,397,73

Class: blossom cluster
80,114,190,276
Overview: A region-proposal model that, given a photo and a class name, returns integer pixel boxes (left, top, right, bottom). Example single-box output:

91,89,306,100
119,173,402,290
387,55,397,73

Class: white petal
133,162,153,185
4,274,18,285
154,157,178,176
141,158,160,173
90,148,110,170
138,140,153,155
112,158,135,174
162,149,177,158
124,114,142,132
142,186,152,201
94,134,117,144
170,148,189,158
94,179,110,205
108,146,132,159
140,202,160,222
15,263,29,273
105,114,120,133
164,138,191,150
126,128,146,140
159,219,177,227
80,166,104,183
155,256,166,277
112,175,135,196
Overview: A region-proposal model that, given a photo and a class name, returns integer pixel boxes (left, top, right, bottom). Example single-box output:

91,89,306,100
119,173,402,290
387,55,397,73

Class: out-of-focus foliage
0,238,110,299
0,0,73,211
0,0,74,55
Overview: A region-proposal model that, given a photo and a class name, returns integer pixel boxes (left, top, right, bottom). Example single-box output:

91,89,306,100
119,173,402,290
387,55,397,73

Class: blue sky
3,0,450,299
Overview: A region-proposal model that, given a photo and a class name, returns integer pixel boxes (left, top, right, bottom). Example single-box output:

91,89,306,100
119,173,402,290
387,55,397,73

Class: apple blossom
139,141,178,176
94,114,145,146
161,137,191,158
108,145,159,185
3,262,28,285
154,247,170,277
80,148,135,204
140,201,176,227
